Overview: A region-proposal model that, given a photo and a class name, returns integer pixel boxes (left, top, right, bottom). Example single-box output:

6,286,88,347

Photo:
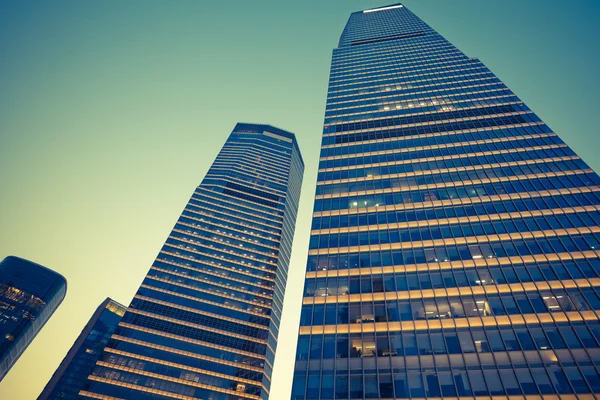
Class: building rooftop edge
233,122,305,167
103,297,127,310
353,2,404,15
2,255,68,289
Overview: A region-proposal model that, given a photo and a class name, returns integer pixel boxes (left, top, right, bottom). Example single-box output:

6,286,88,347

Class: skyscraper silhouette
293,4,600,399
39,298,125,400
81,123,303,400
0,256,66,381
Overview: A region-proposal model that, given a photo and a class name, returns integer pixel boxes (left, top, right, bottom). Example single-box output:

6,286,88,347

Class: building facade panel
0,256,67,381
292,3,600,399
38,298,125,399
80,123,303,400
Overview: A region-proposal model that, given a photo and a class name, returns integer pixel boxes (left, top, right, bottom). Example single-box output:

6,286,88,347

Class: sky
0,0,599,399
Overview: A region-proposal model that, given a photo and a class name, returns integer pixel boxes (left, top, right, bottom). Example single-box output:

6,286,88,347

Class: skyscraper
38,298,126,400
0,256,67,381
80,123,304,400
293,3,600,399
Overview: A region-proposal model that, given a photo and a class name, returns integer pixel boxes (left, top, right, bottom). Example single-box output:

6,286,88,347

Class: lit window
542,295,562,311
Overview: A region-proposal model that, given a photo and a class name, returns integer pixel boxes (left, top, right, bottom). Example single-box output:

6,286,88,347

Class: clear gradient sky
0,1,599,399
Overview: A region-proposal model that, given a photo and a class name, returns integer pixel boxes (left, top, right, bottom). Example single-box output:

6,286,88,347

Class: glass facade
38,297,125,400
292,3,600,399
0,256,67,381
80,123,304,400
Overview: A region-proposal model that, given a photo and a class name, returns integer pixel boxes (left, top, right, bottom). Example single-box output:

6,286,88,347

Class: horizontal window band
208,168,288,188
161,243,277,272
309,226,600,256
167,235,276,265
125,308,268,345
302,277,600,305
330,64,490,90
216,145,291,166
320,128,552,159
141,279,271,312
319,141,565,173
117,322,266,360
330,53,474,78
84,369,261,400
327,77,504,106
329,54,472,84
326,88,511,117
316,162,588,203
101,348,268,389
328,66,494,94
162,245,276,276
315,168,593,200
223,179,285,200
313,205,600,235
330,57,489,84
314,186,598,218
214,155,290,175
331,47,459,71
331,52,473,71
168,231,278,260
173,220,280,250
220,138,292,162
214,153,289,173
78,390,123,400
328,78,500,108
133,294,269,330
138,282,270,325
331,63,497,83
326,95,519,123
151,262,273,291
157,250,275,278
333,37,451,60
350,30,426,46
192,188,283,224
184,202,280,234
305,251,599,279
326,103,524,134
195,184,284,214
210,167,286,186
156,252,276,283
317,155,577,188
220,186,281,210
180,208,279,240
331,52,459,77
225,134,294,159
329,60,487,85
328,68,499,99
332,41,457,64
329,119,537,154
327,113,531,145
213,149,290,166
220,138,292,161
212,147,290,170
298,309,600,335
173,223,279,251
328,89,507,119
110,335,265,373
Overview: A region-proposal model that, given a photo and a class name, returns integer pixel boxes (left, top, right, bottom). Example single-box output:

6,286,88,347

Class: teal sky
0,1,598,398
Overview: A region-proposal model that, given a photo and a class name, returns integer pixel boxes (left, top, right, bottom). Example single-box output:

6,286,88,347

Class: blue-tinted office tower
38,298,126,400
0,256,66,381
293,3,600,399
81,123,304,400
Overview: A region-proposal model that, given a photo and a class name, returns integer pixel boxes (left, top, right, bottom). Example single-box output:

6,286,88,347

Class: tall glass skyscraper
38,298,126,400
0,256,67,381
80,123,303,400
293,3,600,399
